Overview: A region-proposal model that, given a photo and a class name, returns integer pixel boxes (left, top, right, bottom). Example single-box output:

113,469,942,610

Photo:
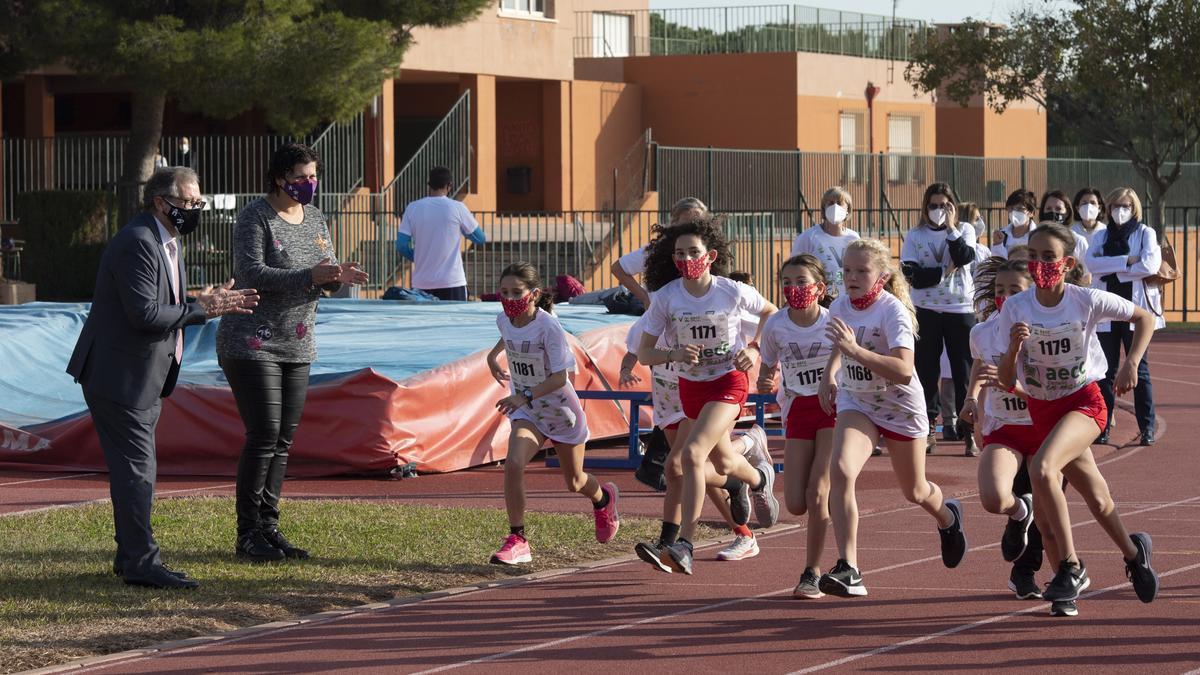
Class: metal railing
575,4,926,60
382,90,472,219
309,112,366,196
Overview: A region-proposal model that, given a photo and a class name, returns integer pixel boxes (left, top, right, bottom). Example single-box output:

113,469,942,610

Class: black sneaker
1007,569,1042,599
662,540,694,575
634,462,667,491
236,530,286,562
871,443,883,457
1095,430,1110,445
942,423,960,442
263,528,310,560
1044,559,1090,601
1001,494,1034,562
1050,600,1078,617
1125,532,1159,603
635,539,672,574
938,499,967,568
727,480,751,527
818,559,868,597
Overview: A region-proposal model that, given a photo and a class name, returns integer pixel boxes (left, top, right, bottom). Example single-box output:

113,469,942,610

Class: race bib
675,313,732,368
506,349,545,390
985,389,1031,425
839,356,886,393
1022,323,1086,397
781,356,826,397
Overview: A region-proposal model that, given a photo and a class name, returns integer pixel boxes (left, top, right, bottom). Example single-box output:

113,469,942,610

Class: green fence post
1020,156,1027,188
708,145,715,209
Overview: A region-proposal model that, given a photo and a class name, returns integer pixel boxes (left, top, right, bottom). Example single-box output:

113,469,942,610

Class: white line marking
1153,376,1200,387
789,560,1200,674
1,482,235,517
0,472,97,487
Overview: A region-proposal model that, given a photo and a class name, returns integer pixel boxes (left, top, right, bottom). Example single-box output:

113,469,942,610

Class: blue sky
648,0,1066,24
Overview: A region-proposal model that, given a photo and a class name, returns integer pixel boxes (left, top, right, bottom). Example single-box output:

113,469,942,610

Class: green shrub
13,190,112,301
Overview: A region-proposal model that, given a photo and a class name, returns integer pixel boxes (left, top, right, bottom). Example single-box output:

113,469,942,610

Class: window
886,114,922,183
592,12,631,57
839,111,867,183
500,0,546,17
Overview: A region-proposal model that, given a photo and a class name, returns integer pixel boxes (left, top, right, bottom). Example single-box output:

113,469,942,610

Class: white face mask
1111,206,1133,225
1009,210,1029,227
180,144,189,153
927,207,947,226
825,204,848,225
1078,203,1100,222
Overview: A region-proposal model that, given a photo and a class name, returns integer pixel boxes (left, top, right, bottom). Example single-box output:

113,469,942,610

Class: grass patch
0,497,712,673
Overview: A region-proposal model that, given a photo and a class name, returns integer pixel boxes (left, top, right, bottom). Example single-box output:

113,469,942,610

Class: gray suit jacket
67,212,207,409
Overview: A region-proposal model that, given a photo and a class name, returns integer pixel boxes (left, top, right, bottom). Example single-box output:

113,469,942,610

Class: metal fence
380,91,471,219
575,4,926,60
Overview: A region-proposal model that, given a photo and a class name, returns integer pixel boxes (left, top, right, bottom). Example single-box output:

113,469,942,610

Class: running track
6,334,1200,674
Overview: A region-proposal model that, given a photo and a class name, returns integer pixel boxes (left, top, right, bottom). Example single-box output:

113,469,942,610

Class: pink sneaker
490,534,532,565
593,482,621,543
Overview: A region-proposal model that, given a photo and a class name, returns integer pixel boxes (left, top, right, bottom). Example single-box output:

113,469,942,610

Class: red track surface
5,334,1200,674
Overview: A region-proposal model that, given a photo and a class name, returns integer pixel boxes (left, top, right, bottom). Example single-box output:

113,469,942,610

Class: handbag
1143,229,1179,288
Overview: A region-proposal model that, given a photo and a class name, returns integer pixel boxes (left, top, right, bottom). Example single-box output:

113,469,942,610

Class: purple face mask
283,178,318,206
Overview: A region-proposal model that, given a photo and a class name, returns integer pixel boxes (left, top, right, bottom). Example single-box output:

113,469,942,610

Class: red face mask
500,293,533,319
1028,259,1066,289
783,284,821,310
674,256,711,280
850,274,889,310
994,294,1007,312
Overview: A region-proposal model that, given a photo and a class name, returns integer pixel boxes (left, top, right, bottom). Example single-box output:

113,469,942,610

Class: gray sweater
215,197,340,363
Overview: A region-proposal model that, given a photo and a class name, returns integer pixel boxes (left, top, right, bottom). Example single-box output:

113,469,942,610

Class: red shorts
785,395,836,440
663,421,681,431
679,370,750,420
877,425,921,442
1027,382,1108,438
982,424,1045,457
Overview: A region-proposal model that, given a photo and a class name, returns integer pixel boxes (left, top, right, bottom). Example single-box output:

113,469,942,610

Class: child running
994,223,1158,608
757,254,836,598
637,217,779,575
486,262,619,565
818,239,968,597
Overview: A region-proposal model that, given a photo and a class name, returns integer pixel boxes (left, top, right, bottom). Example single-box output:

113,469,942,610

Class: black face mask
164,202,202,236
1040,210,1068,225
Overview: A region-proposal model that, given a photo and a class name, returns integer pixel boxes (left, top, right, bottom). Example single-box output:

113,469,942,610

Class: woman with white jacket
1085,187,1163,445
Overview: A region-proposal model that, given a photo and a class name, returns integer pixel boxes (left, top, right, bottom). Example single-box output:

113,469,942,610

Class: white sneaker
737,425,770,466
716,534,760,561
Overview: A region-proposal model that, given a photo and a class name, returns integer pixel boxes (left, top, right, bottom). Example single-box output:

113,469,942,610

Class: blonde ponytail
846,238,919,335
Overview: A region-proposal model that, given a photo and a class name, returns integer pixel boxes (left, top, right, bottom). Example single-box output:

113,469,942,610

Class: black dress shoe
1139,431,1156,446
237,529,286,562
113,560,190,580
1094,430,1110,445
123,565,200,590
262,528,310,560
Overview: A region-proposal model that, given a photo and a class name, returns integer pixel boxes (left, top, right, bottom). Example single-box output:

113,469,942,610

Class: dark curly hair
643,217,733,291
266,142,321,195
973,256,1030,319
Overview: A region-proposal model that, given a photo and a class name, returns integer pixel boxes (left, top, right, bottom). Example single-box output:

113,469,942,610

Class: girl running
790,186,861,299
994,223,1159,606
757,254,836,598
817,238,967,597
637,218,779,575
486,262,619,565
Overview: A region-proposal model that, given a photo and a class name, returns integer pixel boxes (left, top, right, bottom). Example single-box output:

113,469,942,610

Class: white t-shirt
828,293,929,438
760,307,833,422
901,225,976,314
991,285,1136,401
618,245,650,277
969,312,1032,435
789,225,861,298
642,276,768,382
625,310,685,428
399,195,480,290
1073,222,1108,290
990,223,1036,258
497,309,588,444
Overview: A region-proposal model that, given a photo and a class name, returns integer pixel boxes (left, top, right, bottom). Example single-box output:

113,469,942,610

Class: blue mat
0,300,636,428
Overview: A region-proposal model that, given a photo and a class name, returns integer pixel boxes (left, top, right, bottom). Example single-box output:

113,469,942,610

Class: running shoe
1125,532,1159,603
593,482,620,543
490,534,532,565
1050,600,1078,617
739,424,770,466
1007,569,1043,600
1001,494,1034,562
938,498,968,568
635,539,672,574
661,540,694,575
1044,559,1090,602
793,568,824,599
926,432,937,455
716,534,759,561
818,559,867,597
751,457,780,529
872,442,883,457
728,478,752,527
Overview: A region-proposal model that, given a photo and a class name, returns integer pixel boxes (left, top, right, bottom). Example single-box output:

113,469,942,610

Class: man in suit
67,166,258,590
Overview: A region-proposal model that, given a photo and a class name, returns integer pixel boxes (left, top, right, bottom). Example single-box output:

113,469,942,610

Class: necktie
165,240,184,363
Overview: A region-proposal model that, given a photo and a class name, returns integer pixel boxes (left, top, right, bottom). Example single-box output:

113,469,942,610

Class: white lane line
410,494,1200,675
1153,376,1200,387
0,472,97,487
0,482,235,517
789,560,1200,674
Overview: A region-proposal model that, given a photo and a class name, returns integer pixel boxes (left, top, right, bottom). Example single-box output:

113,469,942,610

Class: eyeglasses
164,196,207,210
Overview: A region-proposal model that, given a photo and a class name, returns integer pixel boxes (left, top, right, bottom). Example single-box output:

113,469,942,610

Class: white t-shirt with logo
1072,222,1108,290
789,225,861,298
497,308,588,444
760,307,833,422
829,293,929,438
625,310,685,428
991,285,1136,401
901,225,976,314
969,311,1033,436
618,245,650,276
399,195,480,290
642,276,768,382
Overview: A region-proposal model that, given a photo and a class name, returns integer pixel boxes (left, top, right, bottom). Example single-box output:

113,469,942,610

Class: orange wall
569,80,644,211
936,105,986,156
984,106,1047,159
496,81,545,212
